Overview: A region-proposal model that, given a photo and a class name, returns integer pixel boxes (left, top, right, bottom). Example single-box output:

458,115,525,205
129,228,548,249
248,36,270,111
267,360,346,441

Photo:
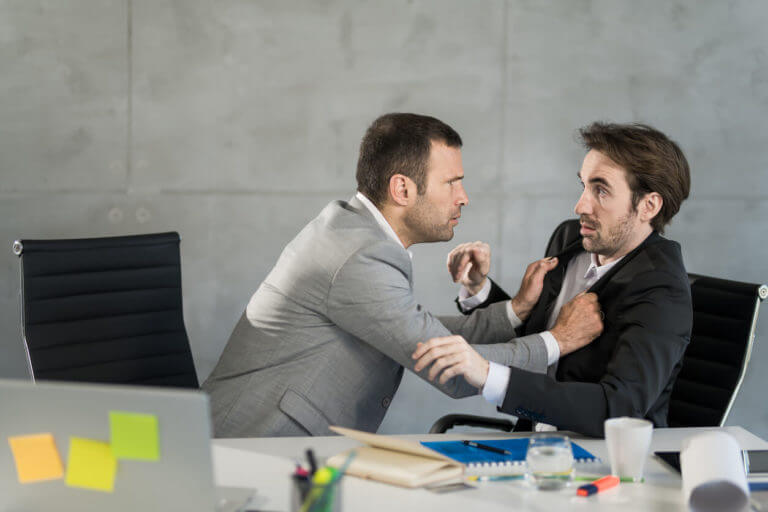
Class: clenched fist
446,241,491,295
550,292,603,356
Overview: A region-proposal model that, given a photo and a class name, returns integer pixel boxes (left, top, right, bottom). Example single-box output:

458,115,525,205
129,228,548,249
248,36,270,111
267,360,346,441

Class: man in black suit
412,122,692,437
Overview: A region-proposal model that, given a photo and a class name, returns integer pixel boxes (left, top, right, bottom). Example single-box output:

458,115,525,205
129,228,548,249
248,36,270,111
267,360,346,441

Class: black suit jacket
473,219,692,437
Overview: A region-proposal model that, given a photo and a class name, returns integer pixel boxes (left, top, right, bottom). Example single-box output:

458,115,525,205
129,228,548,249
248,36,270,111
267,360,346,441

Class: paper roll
680,431,749,512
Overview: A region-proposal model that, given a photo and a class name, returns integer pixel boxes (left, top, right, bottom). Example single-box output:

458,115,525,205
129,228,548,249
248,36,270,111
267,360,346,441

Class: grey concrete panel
503,0,768,198
130,0,504,194
0,1,127,192
668,198,768,284
496,194,579,291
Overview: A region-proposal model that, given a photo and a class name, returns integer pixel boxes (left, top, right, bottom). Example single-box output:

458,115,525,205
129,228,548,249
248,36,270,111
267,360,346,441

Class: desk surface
212,426,768,512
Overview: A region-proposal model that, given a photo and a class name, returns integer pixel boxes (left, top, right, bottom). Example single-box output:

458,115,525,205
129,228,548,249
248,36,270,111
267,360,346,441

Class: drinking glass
525,433,574,490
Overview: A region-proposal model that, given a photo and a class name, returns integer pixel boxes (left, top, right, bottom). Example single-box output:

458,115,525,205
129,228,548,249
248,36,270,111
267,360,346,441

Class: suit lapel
525,238,584,334
587,231,660,295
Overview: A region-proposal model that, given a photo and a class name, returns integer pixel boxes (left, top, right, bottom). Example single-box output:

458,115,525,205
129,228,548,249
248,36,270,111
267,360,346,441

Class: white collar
584,252,623,280
355,192,411,256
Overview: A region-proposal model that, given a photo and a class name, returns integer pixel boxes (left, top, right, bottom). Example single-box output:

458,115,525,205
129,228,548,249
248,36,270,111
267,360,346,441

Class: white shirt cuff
481,361,511,407
457,279,491,312
540,331,561,366
504,300,523,329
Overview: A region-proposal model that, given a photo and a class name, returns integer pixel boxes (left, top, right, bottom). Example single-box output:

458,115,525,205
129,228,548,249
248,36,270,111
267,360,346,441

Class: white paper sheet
681,431,750,512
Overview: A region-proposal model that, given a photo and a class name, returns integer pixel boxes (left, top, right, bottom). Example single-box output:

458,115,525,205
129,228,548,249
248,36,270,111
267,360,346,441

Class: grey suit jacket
202,196,548,437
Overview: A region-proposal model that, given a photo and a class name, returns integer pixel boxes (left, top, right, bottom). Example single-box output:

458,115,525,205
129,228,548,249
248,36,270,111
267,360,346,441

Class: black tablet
655,451,681,473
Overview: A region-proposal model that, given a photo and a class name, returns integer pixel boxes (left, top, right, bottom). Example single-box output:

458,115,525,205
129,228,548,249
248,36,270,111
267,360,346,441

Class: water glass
525,433,574,490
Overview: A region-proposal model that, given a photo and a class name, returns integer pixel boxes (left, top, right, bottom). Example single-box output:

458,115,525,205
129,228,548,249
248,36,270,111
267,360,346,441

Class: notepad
421,438,599,475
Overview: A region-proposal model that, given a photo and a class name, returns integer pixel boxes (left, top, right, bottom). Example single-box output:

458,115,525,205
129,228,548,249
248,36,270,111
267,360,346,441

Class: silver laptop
0,379,253,512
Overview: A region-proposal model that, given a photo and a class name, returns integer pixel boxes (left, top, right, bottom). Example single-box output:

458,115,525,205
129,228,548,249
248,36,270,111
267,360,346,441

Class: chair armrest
429,414,516,434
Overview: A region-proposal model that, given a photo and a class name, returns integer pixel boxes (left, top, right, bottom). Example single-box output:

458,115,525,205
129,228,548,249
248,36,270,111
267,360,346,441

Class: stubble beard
581,209,637,258
405,196,456,244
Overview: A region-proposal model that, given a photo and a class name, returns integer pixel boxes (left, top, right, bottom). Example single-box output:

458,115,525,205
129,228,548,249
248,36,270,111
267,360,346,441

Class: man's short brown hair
356,113,462,207
579,122,691,233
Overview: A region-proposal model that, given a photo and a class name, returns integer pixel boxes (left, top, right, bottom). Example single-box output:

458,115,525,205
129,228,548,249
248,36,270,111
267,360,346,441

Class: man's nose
574,189,591,216
457,182,469,207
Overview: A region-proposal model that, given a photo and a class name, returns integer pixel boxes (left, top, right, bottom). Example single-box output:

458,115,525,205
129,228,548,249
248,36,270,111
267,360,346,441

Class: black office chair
430,273,767,433
12,232,199,388
668,274,767,427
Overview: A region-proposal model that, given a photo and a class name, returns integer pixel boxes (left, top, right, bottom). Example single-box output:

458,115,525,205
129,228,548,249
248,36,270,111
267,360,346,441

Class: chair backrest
667,273,767,427
13,232,199,388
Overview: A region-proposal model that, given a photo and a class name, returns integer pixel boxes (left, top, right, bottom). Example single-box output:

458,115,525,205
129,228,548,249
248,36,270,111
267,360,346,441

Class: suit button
382,397,391,408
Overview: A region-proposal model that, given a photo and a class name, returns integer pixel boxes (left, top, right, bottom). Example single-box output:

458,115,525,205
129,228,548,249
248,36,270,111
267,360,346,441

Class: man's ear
388,174,416,206
638,191,663,224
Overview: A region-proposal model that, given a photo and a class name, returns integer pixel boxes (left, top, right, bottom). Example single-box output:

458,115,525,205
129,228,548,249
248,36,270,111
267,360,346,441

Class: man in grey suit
203,113,602,437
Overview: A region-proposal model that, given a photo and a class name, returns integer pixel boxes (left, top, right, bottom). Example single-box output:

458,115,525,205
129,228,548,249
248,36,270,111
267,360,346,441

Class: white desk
212,426,768,512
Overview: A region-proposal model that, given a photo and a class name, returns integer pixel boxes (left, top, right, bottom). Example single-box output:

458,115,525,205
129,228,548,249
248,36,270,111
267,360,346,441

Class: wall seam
495,0,509,284
126,0,133,193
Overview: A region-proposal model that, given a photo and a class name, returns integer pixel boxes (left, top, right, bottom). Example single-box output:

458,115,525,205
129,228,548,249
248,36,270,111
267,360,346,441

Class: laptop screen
0,379,218,512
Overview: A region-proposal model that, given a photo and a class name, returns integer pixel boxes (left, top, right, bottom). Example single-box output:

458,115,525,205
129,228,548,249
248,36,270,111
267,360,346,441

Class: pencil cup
604,417,653,482
525,433,574,490
292,467,342,512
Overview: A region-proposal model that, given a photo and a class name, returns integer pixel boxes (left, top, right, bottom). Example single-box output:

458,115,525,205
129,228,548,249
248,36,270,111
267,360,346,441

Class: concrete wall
1,0,766,437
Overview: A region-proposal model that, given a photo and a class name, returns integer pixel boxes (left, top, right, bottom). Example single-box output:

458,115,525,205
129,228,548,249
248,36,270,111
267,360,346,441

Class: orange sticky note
65,437,117,492
8,433,64,483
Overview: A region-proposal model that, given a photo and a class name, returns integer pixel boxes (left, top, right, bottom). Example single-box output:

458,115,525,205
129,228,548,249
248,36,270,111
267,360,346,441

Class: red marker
577,475,620,496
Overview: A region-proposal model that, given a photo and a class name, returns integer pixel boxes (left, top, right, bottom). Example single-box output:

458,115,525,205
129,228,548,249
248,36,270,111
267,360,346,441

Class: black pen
306,448,318,476
462,440,512,456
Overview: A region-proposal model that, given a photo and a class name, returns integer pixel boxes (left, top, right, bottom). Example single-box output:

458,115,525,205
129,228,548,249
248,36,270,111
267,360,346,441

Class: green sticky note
65,437,117,492
109,411,160,461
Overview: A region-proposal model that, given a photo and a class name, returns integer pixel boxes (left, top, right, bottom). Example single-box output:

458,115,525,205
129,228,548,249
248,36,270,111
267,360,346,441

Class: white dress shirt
476,251,623,407
355,192,412,259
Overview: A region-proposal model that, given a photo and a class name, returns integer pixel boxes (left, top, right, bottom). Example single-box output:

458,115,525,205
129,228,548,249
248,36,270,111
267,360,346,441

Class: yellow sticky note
7,433,64,483
65,437,117,492
109,411,160,461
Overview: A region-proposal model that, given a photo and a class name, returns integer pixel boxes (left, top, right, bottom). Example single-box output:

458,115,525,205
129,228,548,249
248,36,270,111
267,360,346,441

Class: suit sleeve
439,306,548,372
499,268,692,437
325,241,547,399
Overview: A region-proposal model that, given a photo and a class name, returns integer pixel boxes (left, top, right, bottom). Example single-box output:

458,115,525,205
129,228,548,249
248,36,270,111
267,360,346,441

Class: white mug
604,417,653,481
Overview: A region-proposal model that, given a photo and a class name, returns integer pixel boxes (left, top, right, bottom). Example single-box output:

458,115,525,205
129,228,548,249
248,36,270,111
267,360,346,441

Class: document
325,426,464,488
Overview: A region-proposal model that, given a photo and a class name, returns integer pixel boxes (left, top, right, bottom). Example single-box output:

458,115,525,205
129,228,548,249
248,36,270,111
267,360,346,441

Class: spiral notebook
421,439,600,475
